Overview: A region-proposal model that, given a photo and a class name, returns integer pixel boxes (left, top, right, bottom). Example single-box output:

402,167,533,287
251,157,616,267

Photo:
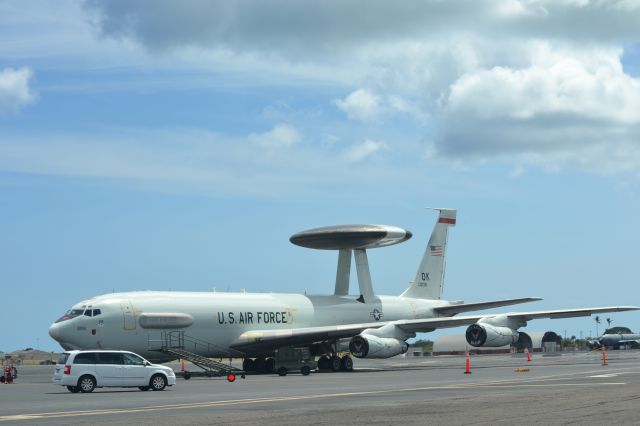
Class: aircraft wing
230,322,387,352
395,306,640,333
230,306,638,352
433,297,543,316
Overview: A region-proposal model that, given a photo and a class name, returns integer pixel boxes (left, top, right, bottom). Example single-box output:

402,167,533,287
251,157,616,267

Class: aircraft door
120,300,136,330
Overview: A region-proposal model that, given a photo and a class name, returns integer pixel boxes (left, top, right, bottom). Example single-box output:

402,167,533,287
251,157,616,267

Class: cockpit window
55,309,85,323
93,309,101,316
84,310,92,317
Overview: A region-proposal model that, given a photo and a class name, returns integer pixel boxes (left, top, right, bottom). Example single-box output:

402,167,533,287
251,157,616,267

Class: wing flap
511,306,639,321
434,297,542,315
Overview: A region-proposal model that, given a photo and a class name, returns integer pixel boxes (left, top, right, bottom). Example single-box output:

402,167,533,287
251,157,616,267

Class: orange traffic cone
181,359,185,372
464,351,472,374
602,346,607,366
525,348,532,362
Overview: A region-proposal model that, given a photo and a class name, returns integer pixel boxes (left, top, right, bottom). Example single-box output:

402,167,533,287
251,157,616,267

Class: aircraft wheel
254,357,266,373
242,358,255,372
317,356,329,370
340,355,354,372
183,371,191,380
67,386,79,393
277,367,287,376
265,357,275,373
301,366,311,376
330,355,341,372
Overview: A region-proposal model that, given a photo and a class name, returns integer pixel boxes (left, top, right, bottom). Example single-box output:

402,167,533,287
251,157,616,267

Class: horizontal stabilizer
434,297,542,316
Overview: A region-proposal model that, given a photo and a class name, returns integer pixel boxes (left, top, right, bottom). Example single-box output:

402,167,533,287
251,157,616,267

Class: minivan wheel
277,367,287,376
138,386,150,391
301,366,311,376
78,375,96,393
67,386,79,393
150,374,167,391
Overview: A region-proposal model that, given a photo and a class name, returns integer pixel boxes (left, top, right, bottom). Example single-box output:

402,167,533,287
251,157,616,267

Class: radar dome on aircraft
290,224,412,250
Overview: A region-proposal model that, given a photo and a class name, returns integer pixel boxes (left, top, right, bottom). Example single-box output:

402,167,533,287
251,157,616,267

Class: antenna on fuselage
289,224,412,304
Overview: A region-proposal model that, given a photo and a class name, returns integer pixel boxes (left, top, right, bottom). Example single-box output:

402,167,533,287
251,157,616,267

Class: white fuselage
49,291,448,360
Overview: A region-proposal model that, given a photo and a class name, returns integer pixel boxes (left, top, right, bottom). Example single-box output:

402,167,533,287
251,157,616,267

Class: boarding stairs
148,331,245,379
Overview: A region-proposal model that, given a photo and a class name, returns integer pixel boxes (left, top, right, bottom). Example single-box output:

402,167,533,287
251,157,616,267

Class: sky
1,0,640,353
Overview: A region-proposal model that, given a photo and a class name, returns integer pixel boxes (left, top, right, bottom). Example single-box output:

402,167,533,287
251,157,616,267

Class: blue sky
1,0,639,352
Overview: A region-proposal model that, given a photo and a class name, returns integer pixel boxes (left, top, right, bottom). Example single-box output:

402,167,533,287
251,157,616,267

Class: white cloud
335,89,381,121
84,1,640,54
446,44,640,123
248,124,301,148
3,1,640,176
436,43,640,174
0,67,37,113
343,139,389,163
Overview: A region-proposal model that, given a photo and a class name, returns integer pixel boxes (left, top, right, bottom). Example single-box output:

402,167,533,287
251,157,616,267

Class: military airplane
49,209,638,372
588,333,640,350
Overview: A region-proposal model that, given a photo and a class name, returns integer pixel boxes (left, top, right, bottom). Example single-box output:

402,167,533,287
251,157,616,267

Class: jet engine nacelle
349,334,409,358
465,323,519,347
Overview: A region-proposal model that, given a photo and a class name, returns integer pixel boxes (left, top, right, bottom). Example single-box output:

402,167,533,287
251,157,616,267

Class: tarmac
1,350,639,425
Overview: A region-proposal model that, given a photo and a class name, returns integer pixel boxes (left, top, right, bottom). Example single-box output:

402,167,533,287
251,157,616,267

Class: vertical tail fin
400,208,456,299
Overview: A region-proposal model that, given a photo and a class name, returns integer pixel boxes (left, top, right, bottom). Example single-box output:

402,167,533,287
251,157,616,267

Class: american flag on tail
430,245,443,256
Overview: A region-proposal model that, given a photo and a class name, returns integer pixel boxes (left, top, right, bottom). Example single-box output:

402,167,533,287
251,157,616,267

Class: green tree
603,326,632,334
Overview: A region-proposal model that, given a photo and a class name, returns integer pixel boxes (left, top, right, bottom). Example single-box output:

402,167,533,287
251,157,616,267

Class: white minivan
53,350,176,393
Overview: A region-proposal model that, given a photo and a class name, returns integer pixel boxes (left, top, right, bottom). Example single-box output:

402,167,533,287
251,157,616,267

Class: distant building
405,346,428,357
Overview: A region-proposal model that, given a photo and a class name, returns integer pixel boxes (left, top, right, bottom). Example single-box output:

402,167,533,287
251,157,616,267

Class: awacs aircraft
49,209,638,373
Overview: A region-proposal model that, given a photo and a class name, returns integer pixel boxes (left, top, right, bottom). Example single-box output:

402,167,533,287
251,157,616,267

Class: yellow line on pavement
0,381,625,422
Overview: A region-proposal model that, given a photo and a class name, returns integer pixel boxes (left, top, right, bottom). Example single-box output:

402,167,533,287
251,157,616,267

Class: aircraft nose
48,323,61,341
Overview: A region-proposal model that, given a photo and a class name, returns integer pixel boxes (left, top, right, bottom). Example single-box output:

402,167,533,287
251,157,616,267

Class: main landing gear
317,354,353,372
242,354,354,374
